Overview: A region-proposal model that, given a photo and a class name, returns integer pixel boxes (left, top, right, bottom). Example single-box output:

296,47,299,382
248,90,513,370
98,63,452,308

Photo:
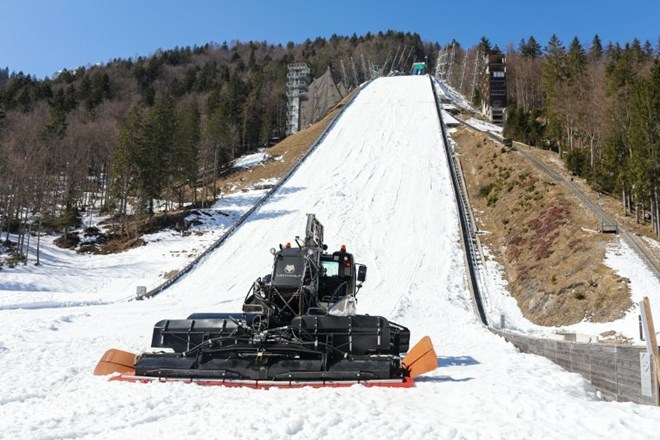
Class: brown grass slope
453,127,632,326
215,97,348,194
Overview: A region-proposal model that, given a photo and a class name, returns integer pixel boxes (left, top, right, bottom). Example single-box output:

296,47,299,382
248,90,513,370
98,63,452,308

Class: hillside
0,31,434,260
452,127,633,326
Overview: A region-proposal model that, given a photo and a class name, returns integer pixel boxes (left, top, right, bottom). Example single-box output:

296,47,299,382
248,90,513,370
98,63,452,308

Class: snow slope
1,76,659,439
0,189,270,307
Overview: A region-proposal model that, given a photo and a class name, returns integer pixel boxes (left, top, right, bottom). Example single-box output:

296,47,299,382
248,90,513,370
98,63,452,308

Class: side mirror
357,264,367,282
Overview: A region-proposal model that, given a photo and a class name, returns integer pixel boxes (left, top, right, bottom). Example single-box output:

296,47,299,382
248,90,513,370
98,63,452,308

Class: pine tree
111,106,142,233
567,37,587,78
479,36,491,53
542,34,566,155
652,61,660,235
627,64,659,226
138,93,177,214
259,110,273,146
521,36,541,58
589,35,603,62
203,101,237,201
562,37,588,154
172,100,201,207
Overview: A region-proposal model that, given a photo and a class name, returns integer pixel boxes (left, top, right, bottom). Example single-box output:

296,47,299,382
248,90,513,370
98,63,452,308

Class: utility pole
381,50,393,75
360,54,368,82
402,46,415,72
340,58,349,89
435,48,446,80
350,57,359,86
471,50,482,104
459,50,469,94
446,44,456,87
395,45,407,72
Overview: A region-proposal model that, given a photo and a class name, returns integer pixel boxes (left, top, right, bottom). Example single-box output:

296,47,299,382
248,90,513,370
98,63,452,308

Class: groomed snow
1,76,659,438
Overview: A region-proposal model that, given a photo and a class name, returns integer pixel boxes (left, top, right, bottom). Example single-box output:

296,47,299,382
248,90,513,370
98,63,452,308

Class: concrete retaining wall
492,330,657,405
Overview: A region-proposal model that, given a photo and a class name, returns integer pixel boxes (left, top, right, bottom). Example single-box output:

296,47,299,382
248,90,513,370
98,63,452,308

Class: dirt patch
54,232,81,250
452,127,632,326
96,234,145,254
162,269,179,280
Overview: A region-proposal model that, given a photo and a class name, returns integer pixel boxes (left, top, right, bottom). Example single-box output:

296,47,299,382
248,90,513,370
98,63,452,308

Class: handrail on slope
428,76,488,326
135,82,372,300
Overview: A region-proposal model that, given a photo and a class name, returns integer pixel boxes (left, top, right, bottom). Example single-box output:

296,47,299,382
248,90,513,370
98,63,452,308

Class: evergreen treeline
439,35,658,236
504,35,659,235
2,29,657,261
0,31,431,256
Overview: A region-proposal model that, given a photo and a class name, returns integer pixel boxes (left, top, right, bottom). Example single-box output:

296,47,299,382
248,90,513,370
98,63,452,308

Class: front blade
94,349,136,376
402,336,438,378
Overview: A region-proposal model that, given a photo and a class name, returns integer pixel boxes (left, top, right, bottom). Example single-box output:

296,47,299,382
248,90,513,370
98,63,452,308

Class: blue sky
1,0,658,78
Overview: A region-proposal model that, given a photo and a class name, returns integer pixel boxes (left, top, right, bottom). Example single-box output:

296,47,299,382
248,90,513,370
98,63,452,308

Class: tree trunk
100,163,108,212
655,188,660,237
4,194,14,243
17,215,24,256
24,221,31,266
35,214,42,266
590,135,595,169
213,144,218,199
19,208,28,256
622,186,627,215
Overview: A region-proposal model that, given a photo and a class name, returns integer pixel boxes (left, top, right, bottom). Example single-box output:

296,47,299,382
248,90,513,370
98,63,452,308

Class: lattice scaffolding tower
286,63,311,135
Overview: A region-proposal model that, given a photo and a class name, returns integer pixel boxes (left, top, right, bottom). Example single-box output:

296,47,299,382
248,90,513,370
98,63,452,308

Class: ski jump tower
286,63,310,135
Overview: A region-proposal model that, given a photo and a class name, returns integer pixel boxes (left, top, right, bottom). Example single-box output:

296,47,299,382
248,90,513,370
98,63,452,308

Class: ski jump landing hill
1,76,659,438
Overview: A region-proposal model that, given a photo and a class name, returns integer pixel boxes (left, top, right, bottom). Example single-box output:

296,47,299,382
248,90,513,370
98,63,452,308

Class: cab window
321,260,339,277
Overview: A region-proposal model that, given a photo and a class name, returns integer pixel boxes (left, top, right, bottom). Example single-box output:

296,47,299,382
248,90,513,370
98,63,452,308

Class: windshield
321,260,339,277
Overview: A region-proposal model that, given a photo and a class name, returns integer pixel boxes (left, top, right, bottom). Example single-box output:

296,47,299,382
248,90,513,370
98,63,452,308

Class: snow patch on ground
232,152,268,169
479,246,546,336
466,117,503,135
441,109,460,126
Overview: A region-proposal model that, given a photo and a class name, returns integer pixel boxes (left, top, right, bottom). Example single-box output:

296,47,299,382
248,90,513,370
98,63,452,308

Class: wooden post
640,297,660,405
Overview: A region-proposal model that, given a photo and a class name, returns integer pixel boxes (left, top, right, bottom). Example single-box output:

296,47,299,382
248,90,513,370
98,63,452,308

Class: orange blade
402,336,438,378
94,349,136,376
